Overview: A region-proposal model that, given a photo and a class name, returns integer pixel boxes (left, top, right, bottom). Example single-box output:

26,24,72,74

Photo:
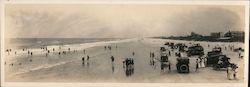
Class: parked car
207,47,222,57
187,45,204,57
160,54,171,71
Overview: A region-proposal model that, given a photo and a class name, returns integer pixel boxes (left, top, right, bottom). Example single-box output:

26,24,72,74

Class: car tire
179,64,189,73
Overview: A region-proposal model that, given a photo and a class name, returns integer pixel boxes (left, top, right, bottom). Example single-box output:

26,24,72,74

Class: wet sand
4,38,245,83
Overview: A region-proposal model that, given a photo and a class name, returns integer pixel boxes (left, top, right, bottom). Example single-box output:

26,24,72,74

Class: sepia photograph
1,0,249,87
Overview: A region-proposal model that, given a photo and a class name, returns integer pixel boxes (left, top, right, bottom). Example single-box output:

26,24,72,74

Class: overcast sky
5,4,245,38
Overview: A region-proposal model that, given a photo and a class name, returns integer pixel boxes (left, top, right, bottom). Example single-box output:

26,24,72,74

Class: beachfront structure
210,32,223,38
224,31,244,38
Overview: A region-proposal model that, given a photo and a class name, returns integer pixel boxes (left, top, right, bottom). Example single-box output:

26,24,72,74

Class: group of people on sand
82,55,90,65
195,57,206,71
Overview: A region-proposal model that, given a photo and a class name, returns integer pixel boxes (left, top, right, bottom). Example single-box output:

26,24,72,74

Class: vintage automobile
205,54,234,70
160,53,171,71
176,57,190,73
207,47,222,57
212,55,232,70
187,45,204,57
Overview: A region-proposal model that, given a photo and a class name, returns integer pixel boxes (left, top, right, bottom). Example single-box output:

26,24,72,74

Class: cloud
5,5,245,38
167,7,244,36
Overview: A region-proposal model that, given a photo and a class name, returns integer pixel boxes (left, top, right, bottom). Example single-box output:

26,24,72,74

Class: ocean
6,38,124,49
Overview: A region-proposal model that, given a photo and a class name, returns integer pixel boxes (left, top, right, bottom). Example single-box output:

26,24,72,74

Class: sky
5,4,245,38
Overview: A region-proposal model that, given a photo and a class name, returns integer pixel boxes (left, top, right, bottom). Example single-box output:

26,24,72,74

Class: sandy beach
4,38,245,83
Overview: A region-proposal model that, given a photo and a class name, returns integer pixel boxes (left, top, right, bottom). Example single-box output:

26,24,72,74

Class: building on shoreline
224,31,244,38
166,31,245,42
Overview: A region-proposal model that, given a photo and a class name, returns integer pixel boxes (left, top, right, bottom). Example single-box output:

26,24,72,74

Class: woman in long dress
227,66,233,80
200,58,205,68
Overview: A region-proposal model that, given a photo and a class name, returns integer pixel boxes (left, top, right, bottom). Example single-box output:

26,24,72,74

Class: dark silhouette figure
196,59,199,71
82,57,85,65
87,55,90,61
111,56,115,63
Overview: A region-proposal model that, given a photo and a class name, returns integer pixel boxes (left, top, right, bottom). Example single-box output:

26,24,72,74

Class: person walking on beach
227,65,233,80
132,52,135,56
196,59,199,72
200,57,205,68
53,48,55,51
6,49,9,55
87,55,90,61
82,57,85,65
233,68,237,80
30,52,33,55
238,50,241,58
111,56,114,63
109,46,112,50
152,52,155,58
68,48,70,52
